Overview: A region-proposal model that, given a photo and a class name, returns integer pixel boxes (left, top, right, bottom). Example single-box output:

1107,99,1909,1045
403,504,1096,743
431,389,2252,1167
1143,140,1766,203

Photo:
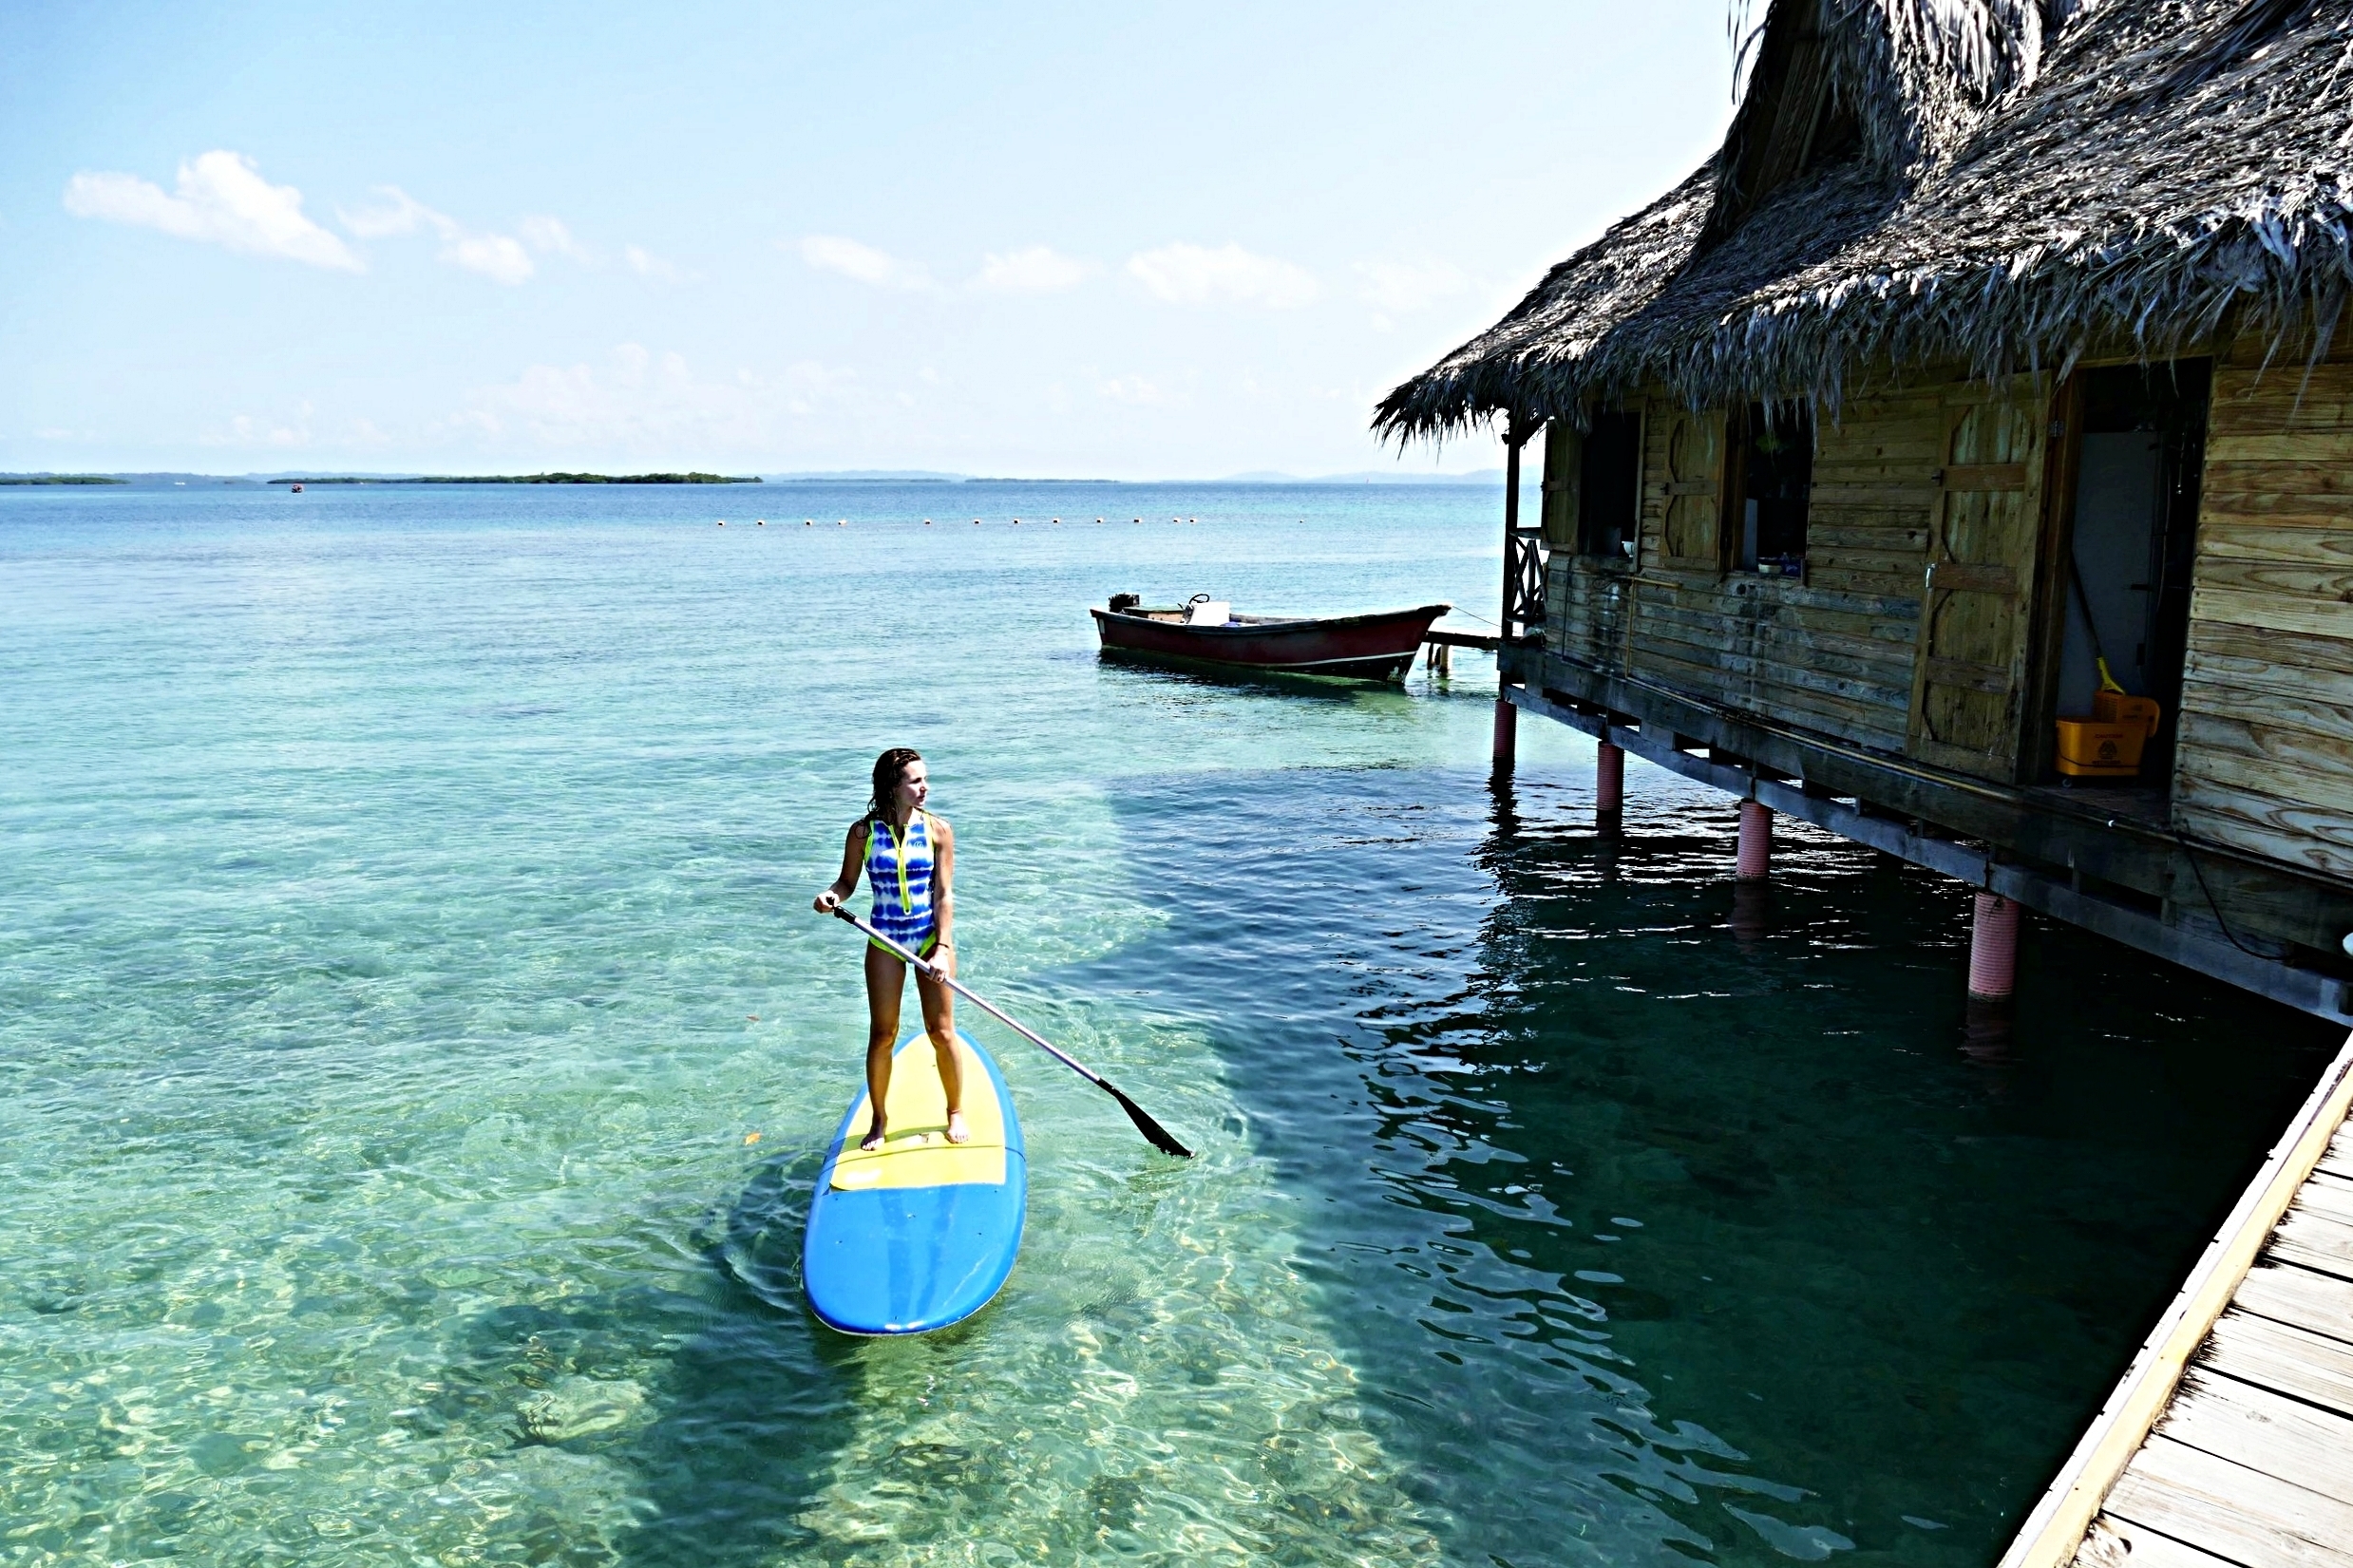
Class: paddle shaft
827,904,1191,1157
840,908,1104,1085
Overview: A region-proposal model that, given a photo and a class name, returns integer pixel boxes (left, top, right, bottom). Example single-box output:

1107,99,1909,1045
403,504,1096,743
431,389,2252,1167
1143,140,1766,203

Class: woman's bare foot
859,1122,887,1152
944,1110,971,1144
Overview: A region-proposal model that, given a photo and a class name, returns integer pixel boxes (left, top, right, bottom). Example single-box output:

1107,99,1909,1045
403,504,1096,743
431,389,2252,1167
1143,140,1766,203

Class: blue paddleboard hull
802,1030,1027,1335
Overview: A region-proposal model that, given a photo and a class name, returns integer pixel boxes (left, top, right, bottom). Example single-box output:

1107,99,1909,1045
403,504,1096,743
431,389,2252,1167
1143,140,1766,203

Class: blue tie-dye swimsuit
864,812,938,957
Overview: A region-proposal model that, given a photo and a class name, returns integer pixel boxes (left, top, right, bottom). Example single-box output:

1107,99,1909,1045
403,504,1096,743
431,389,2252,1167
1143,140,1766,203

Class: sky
0,2,1737,479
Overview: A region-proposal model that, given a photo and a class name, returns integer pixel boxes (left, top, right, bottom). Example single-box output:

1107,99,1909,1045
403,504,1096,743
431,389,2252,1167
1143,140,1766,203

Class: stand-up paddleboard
803,1029,1027,1335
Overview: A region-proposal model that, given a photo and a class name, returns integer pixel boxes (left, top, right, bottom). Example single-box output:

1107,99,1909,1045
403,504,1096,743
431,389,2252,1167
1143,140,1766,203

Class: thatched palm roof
1376,0,2353,439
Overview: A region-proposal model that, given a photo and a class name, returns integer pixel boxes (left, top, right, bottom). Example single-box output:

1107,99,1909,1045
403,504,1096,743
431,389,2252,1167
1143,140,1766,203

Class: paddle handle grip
828,906,1106,1088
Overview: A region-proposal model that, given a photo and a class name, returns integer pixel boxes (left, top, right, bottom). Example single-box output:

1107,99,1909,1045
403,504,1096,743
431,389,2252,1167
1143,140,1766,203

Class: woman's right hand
813,889,840,915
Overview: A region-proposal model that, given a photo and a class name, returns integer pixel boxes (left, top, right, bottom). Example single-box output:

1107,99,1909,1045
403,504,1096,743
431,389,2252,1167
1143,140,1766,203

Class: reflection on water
0,483,2337,1567
1080,766,2339,1566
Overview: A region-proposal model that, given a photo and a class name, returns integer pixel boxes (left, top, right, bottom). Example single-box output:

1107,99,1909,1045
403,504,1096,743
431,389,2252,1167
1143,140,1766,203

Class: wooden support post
1492,424,1527,775
1597,741,1624,816
1736,799,1772,880
1968,892,2021,1000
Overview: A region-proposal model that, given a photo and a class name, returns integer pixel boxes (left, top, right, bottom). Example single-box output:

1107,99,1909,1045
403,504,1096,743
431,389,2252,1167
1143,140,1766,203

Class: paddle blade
1101,1080,1192,1158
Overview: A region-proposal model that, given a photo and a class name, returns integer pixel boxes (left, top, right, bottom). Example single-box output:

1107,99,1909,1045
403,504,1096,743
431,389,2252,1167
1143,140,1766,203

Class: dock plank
2108,1436,2353,1568
2237,1263,2353,1347
2322,1128,2353,1182
2274,1207,2353,1282
2074,1515,2247,1568
2205,1311,2353,1419
2157,1370,2353,1503
2298,1174,2353,1227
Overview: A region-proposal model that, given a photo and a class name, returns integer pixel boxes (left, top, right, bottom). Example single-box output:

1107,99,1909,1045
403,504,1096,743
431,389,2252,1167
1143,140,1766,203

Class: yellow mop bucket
2055,660,2160,779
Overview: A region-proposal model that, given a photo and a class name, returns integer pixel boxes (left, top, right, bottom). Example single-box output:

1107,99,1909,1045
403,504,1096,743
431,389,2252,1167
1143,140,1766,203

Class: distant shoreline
0,475,126,485
270,473,761,486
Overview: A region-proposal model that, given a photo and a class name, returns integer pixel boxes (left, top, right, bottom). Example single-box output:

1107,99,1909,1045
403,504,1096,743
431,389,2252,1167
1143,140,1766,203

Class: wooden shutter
1661,410,1724,564
1540,422,1580,550
1906,377,2050,780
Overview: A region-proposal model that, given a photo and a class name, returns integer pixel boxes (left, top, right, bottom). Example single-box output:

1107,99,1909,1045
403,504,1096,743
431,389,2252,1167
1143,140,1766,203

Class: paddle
827,905,1194,1159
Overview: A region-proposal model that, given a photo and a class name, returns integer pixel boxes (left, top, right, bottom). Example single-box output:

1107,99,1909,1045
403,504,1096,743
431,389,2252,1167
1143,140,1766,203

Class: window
1578,409,1641,559
1733,403,1812,573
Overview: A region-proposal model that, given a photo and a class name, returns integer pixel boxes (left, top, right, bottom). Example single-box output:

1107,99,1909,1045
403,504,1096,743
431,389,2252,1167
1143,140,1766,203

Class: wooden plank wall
2181,344,2353,880
1546,556,1632,676
1539,385,1938,752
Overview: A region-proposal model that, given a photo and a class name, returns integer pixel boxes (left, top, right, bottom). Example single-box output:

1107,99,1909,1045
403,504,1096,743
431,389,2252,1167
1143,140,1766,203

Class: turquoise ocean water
1,482,2340,1567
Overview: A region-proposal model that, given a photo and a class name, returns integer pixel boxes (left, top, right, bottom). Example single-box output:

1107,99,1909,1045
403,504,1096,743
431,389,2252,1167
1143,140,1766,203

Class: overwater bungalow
1380,2,2353,1560
1380,0,2353,1030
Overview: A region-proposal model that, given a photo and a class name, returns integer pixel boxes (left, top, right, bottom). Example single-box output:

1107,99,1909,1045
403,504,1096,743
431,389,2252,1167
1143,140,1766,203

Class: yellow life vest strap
878,809,927,915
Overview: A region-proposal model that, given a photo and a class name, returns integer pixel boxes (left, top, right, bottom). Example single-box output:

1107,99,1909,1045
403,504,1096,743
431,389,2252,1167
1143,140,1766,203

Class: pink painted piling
1736,800,1772,880
1967,892,2021,999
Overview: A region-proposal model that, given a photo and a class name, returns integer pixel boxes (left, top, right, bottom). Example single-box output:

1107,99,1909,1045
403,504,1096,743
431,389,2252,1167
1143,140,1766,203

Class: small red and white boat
1091,595,1452,682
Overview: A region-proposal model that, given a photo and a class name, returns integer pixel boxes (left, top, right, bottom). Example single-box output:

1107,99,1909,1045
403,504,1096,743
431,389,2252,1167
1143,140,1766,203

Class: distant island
0,474,126,485
268,473,760,485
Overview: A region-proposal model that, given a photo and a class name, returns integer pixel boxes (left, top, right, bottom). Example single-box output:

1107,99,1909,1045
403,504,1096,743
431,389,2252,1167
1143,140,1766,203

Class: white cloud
625,244,686,282
1127,243,1318,309
797,235,932,291
63,151,360,271
445,231,533,285
1356,259,1471,313
202,400,316,448
337,186,433,239
447,343,853,451
974,246,1090,293
1097,375,1167,406
519,215,591,261
338,185,535,284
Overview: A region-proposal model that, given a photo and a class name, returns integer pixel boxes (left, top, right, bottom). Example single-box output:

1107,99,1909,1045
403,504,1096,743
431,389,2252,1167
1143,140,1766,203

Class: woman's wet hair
867,747,923,822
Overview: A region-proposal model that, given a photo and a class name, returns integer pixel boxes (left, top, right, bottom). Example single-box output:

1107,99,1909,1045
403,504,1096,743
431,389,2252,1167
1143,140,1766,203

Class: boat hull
1091,603,1450,682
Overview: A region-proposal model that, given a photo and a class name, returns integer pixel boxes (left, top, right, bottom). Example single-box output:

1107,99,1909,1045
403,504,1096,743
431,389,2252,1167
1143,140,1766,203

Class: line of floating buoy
735,514,1208,529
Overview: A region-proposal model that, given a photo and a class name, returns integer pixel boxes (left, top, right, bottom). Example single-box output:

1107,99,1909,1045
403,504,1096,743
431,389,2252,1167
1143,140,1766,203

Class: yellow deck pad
829,1035,1008,1191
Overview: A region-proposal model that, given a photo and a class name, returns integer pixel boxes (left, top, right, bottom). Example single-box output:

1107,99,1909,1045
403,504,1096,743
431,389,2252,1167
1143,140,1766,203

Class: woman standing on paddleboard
813,747,967,1150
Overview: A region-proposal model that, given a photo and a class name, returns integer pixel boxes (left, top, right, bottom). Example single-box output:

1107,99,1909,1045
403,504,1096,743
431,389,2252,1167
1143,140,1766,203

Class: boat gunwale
1090,602,1452,638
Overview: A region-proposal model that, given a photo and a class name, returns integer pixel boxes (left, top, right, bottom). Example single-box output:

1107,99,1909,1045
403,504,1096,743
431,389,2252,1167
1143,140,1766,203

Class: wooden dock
2002,1032,2353,1568
1418,627,1510,677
